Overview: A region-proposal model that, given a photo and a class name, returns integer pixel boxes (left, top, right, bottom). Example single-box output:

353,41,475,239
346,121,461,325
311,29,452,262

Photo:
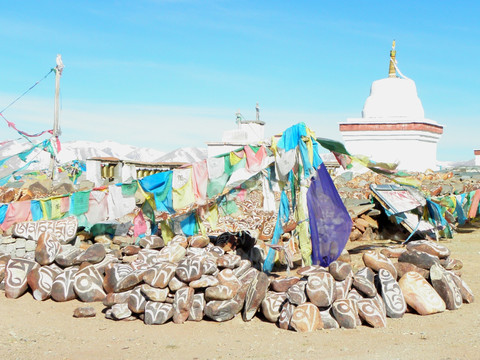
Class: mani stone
355,267,375,283
398,271,446,315
218,268,242,292
347,288,363,302
290,303,323,332
376,268,406,318
12,216,78,244
74,243,106,265
352,275,377,298
139,235,165,249
233,259,252,278
169,235,189,248
73,306,96,318
55,245,83,268
205,284,236,301
168,276,188,292
380,246,407,259
128,286,147,313
186,247,205,257
140,284,169,302
143,262,177,289
201,258,218,276
27,265,62,301
430,264,462,310
440,257,463,271
448,272,474,304
328,261,352,281
357,298,387,328
261,291,287,323
157,244,186,263
190,275,219,288
332,299,358,329
4,258,39,299
320,309,339,329
335,273,353,300
111,303,133,320
271,276,299,293
94,254,119,275
204,298,241,322
296,265,327,277
35,233,61,266
104,264,141,293
176,257,203,283
278,302,296,330
406,240,451,259
287,280,307,305
398,250,440,270
103,291,132,307
123,245,141,256
173,286,194,324
188,293,206,321
394,262,429,280
51,266,79,302
188,235,210,248
363,250,397,279
217,254,241,269
73,265,106,302
243,271,270,321
306,272,336,308
144,302,174,325
207,245,225,258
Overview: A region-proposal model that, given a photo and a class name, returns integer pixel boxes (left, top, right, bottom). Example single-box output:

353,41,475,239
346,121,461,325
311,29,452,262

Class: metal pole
49,54,64,179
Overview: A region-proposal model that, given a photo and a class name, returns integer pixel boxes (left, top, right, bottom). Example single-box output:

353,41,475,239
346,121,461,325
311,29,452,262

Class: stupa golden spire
388,40,397,78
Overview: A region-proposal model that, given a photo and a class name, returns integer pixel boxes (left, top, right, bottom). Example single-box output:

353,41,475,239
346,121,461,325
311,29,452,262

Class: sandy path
1,227,479,360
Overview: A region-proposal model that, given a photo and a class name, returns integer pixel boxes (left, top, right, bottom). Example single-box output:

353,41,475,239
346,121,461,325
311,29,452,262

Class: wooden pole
49,54,64,179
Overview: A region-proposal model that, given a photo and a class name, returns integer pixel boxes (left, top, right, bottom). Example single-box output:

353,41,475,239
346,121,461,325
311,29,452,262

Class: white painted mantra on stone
13,216,78,243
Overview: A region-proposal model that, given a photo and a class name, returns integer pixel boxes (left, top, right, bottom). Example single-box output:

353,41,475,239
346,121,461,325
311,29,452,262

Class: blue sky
0,1,478,161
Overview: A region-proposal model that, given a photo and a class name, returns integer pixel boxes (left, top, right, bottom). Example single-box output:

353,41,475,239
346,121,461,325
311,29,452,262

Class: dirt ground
1,225,480,360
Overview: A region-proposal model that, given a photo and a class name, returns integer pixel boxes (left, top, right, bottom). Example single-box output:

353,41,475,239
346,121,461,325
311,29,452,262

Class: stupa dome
362,77,425,120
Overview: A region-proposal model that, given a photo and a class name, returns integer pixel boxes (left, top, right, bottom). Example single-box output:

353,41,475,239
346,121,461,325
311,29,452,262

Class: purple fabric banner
307,164,352,266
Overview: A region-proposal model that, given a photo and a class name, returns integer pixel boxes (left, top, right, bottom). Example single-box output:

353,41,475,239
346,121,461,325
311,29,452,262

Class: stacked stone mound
0,223,474,333
347,205,379,243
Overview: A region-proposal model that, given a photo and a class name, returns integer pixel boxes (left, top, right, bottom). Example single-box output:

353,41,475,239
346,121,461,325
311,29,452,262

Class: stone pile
0,219,474,332
346,204,380,242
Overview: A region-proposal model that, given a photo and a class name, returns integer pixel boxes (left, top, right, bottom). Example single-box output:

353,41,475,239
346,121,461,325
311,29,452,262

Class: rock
394,262,429,280
188,293,206,321
347,288,363,301
320,309,339,329
27,265,62,301
270,276,299,293
73,265,106,302
207,246,224,258
140,284,169,302
430,263,462,310
103,263,134,293
111,303,132,320
398,271,446,315
242,271,270,321
406,240,450,259
157,244,186,263
217,254,241,269
103,291,132,307
201,258,218,276
398,250,440,270
169,235,188,248
35,233,61,265
188,235,210,248
73,306,96,318
352,275,377,298
332,299,358,329
55,245,83,267
217,268,241,292
290,303,323,332
122,245,141,256
4,258,39,298
93,235,112,245
143,262,177,288
328,261,352,281
337,248,351,263
306,272,336,308
51,267,79,301
448,271,474,304
261,291,287,322
12,216,78,244
440,257,463,271
205,284,236,301
355,267,375,283
278,302,295,330
168,276,187,292
74,243,106,265
139,235,165,249
128,286,147,313
380,246,406,259
190,275,219,288
144,302,174,325
357,298,387,328
362,250,397,278
335,273,353,300
232,259,252,277
204,298,240,322
376,268,406,318
175,257,203,283
238,267,259,286
173,286,194,324
296,265,327,277
286,280,307,305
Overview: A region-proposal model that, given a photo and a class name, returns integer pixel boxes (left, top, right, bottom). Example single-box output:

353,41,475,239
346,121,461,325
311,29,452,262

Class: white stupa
339,41,443,172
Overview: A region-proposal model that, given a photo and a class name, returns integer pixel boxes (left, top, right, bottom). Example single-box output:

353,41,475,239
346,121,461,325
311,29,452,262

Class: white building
339,42,443,172
206,104,265,158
